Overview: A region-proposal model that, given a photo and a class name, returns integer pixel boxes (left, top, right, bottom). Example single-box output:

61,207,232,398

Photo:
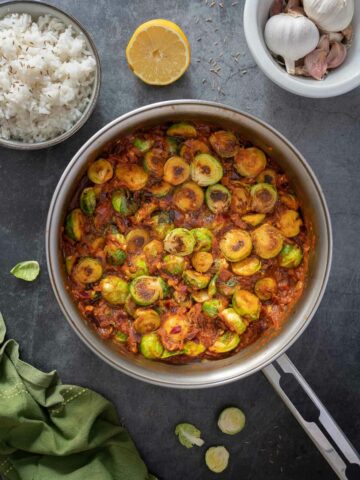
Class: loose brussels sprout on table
205,446,230,473
219,229,252,262
163,156,190,185
100,275,129,305
190,153,223,186
218,407,246,435
234,147,266,177
209,130,239,158
175,423,204,448
164,228,195,256
205,184,231,214
173,181,204,212
88,158,113,184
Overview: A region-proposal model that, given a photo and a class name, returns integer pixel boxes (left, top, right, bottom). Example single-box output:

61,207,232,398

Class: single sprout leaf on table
175,423,204,448
218,407,246,435
10,260,40,282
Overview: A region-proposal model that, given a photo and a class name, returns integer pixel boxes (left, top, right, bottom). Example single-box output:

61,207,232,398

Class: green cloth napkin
0,313,156,480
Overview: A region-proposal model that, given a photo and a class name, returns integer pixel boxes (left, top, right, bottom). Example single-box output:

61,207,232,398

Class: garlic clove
303,0,354,33
326,41,347,69
318,34,330,53
304,48,328,80
270,0,284,17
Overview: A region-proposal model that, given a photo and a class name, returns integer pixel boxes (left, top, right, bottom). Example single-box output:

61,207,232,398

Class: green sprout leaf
10,260,40,282
175,423,204,448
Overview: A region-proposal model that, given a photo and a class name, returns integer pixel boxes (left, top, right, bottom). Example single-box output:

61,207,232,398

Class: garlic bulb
264,13,320,74
303,0,354,32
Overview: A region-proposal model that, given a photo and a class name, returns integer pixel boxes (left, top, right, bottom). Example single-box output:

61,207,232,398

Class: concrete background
0,1,359,479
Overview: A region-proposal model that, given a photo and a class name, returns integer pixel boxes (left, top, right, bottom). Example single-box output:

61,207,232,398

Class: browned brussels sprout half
105,245,126,266
209,130,239,158
252,223,283,259
183,270,211,290
219,229,252,262
241,213,266,227
65,208,85,241
220,308,247,335
130,276,163,306
116,164,148,191
143,240,164,260
191,228,213,252
133,137,154,153
173,181,204,212
111,189,138,216
205,184,231,214
162,314,190,342
123,255,149,279
257,168,277,186
191,251,213,273
148,181,172,198
133,309,161,334
149,212,174,240
191,153,223,186
72,257,103,284
140,333,164,359
80,187,96,216
164,228,195,256
276,209,303,238
234,147,266,177
163,254,186,275
231,186,250,215
143,150,165,177
88,158,113,184
278,244,303,268
163,156,190,185
202,298,227,317
183,340,206,356
166,122,197,138
166,137,180,155
126,228,150,253
250,183,278,213
179,139,209,161
280,193,299,210
100,275,129,305
232,288,261,321
209,331,240,353
231,256,261,276
255,277,277,300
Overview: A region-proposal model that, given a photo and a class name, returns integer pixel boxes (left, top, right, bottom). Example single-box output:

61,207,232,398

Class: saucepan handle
262,353,360,480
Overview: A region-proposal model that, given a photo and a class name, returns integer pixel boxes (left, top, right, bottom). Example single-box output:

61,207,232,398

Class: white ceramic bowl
0,0,101,150
244,0,360,98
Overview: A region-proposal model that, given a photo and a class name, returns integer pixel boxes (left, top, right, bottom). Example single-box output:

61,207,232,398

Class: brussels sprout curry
61,121,310,363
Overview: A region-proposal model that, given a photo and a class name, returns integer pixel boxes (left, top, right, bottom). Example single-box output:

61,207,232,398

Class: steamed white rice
0,13,96,143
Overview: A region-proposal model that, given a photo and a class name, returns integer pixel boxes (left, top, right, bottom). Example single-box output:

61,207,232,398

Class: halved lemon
126,19,191,86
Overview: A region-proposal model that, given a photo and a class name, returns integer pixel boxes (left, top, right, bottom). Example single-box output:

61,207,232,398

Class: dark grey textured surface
0,1,359,479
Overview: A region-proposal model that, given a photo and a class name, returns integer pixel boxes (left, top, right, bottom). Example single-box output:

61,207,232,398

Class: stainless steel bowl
46,100,332,388
0,0,101,150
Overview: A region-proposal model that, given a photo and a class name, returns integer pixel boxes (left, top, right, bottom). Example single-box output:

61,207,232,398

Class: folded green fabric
0,313,156,480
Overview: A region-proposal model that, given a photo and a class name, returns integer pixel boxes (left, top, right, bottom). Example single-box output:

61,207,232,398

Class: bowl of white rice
0,0,101,149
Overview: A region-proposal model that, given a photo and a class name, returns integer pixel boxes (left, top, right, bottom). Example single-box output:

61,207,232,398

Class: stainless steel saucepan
46,101,360,479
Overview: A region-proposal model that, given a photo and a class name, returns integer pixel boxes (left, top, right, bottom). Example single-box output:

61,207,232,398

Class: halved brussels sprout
167,122,197,138
143,239,164,260
278,243,303,268
114,331,128,343
190,153,223,186
183,340,206,356
161,349,183,359
183,270,211,290
191,227,213,252
231,186,250,215
126,228,150,253
116,164,148,191
80,187,96,216
129,275,163,306
125,294,137,317
149,212,174,239
143,150,164,177
162,313,190,342
209,331,240,353
179,139,209,161
205,446,230,474
209,130,239,158
217,277,238,297
252,223,284,259
191,251,213,273
166,137,179,155
234,147,266,177
191,290,211,302
88,158,113,184
100,275,129,305
250,183,278,213
218,407,246,435
133,309,161,334
202,298,226,317
162,254,186,275
276,209,303,238
232,289,261,321
219,229,252,262
257,168,277,186
111,189,139,216
132,200,158,225
133,137,154,153
105,245,126,266
72,257,103,284
106,225,126,244
173,181,204,212
280,193,299,210
208,273,219,297
231,256,261,276
220,308,247,335
140,332,164,359
164,228,195,256
65,208,85,241
148,181,172,198
123,255,149,279
158,277,170,299
254,277,277,300
241,213,266,227
205,184,231,214
163,156,190,185
65,255,76,275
